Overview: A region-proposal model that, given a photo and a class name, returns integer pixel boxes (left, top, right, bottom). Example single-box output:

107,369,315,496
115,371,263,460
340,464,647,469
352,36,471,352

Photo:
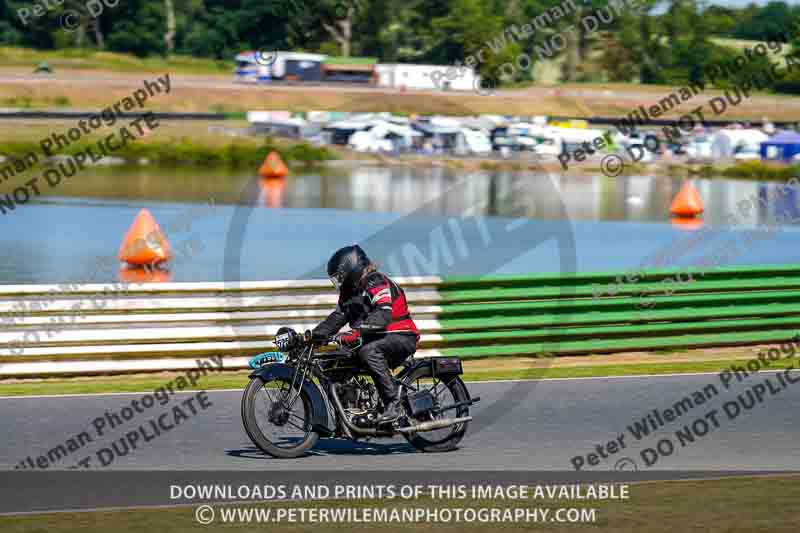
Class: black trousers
357,333,417,403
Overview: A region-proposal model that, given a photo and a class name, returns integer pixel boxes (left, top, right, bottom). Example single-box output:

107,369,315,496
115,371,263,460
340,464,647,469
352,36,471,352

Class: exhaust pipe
329,383,390,436
396,416,472,433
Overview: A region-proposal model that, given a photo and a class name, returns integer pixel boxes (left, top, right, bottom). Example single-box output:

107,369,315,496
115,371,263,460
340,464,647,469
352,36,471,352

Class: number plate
248,352,285,369
432,357,463,375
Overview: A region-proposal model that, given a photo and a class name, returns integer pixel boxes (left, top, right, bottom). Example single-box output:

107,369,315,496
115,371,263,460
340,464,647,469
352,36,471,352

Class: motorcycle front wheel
399,366,470,453
241,376,319,459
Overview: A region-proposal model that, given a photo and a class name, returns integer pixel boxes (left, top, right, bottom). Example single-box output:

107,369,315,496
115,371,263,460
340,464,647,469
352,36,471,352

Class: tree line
1,0,799,90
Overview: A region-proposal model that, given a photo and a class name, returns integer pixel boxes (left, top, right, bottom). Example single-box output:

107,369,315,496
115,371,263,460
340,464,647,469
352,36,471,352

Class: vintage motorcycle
241,327,479,458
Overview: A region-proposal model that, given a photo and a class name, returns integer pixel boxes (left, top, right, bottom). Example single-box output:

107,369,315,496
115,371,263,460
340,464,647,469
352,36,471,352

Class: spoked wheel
399,366,470,452
241,376,319,458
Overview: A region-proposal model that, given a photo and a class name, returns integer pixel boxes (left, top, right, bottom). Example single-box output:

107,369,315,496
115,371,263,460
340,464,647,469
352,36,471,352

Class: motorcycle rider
313,245,419,423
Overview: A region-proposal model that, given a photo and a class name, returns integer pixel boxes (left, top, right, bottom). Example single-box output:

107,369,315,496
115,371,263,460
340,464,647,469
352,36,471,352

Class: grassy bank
628,160,800,180
0,47,232,75
4,77,797,119
2,475,799,532
0,120,335,173
719,160,800,180
2,137,334,169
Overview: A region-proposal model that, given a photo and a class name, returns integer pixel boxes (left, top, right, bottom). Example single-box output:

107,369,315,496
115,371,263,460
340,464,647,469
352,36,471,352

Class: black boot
378,398,403,423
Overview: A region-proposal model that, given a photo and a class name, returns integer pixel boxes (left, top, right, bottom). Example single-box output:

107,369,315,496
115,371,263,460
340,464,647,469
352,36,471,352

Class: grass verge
1,475,798,532
0,119,335,175
0,355,790,397
0,47,232,75
3,137,334,169
1,48,799,119
720,160,800,180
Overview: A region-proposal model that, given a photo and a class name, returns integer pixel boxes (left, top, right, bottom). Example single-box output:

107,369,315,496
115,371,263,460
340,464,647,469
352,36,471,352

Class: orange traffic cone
258,151,289,179
670,180,704,218
118,208,172,266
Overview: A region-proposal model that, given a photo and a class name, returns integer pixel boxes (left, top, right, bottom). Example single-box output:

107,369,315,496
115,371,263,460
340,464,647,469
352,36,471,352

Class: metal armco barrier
1,265,799,377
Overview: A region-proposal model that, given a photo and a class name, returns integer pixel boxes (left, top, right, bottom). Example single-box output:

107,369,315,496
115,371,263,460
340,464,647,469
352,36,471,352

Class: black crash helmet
327,245,371,292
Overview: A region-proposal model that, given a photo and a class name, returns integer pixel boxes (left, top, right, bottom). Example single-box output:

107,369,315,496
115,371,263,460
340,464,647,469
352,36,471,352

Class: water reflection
671,217,705,231
258,177,287,208
26,165,799,229
3,165,798,284
276,167,798,229
118,266,172,284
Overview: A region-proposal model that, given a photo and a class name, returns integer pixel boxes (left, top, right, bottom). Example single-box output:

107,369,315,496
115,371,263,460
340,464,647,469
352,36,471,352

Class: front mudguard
248,363,329,431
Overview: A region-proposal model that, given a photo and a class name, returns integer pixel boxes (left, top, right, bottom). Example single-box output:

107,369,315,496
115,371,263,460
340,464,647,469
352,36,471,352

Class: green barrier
435,264,800,357
434,316,800,347
439,328,800,358
438,276,800,303
440,264,800,290
436,289,800,318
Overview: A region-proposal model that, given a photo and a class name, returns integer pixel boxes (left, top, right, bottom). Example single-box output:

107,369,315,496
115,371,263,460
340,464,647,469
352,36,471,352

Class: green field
1,42,799,120
0,47,232,75
0,120,337,186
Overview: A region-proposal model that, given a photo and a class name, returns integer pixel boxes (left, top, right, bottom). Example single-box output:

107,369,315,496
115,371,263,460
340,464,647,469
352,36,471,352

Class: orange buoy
118,208,172,266
670,180,704,218
258,151,289,179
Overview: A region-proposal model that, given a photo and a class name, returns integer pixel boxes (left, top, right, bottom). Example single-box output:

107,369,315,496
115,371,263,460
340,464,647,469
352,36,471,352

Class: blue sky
713,0,798,5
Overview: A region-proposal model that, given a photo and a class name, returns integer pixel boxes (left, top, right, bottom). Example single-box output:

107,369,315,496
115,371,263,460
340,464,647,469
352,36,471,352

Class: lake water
1,165,799,284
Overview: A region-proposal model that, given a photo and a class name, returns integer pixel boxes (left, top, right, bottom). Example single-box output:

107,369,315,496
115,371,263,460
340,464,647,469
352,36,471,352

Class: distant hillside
527,36,791,85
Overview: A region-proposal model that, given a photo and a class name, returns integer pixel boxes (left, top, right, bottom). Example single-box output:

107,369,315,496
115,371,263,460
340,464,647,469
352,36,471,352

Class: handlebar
307,330,334,346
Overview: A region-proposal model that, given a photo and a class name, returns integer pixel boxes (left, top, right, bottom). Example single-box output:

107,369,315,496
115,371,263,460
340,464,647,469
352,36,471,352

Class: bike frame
248,338,476,439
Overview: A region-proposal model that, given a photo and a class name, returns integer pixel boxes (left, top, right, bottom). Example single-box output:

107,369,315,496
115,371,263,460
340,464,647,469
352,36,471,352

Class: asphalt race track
3,372,799,473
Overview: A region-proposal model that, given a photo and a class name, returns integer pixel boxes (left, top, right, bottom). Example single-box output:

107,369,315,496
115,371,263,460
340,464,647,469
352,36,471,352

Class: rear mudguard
396,358,472,400
248,363,329,431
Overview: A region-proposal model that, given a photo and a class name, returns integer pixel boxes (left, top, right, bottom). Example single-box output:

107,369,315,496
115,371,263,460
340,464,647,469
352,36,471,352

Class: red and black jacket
313,271,419,342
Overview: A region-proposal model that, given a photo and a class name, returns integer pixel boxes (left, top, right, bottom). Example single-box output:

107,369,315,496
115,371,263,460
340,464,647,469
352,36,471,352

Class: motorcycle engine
339,383,359,407
352,412,378,428
341,378,379,428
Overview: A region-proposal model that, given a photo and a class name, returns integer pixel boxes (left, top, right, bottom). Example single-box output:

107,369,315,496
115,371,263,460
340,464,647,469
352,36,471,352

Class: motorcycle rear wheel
399,366,470,453
241,376,319,459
